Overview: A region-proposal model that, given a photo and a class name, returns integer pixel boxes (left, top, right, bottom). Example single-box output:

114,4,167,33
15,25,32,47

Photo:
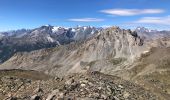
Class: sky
0,0,170,31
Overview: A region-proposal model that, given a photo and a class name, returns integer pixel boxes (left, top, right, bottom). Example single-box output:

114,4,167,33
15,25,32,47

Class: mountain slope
113,47,170,99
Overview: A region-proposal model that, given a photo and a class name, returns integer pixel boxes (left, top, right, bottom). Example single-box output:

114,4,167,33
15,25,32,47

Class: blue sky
0,0,170,31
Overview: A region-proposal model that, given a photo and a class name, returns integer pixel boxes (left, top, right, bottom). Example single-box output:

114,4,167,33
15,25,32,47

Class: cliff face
0,27,148,77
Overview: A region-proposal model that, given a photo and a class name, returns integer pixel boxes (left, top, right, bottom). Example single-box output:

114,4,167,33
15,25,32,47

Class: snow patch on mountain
52,27,60,32
136,27,150,33
83,26,87,30
47,36,54,42
71,28,76,32
0,33,4,39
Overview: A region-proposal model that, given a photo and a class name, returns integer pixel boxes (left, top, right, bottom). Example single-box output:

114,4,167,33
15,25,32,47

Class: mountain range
0,25,170,99
0,25,170,64
135,27,170,39
0,25,100,63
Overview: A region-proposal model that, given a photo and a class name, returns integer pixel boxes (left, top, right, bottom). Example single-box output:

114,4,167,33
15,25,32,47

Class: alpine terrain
0,25,170,100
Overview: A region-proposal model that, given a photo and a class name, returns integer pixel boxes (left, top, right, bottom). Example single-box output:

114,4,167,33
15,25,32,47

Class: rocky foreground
0,70,159,100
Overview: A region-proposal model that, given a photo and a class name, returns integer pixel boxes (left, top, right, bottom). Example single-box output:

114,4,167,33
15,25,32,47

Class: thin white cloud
134,16,170,25
100,9,164,16
101,25,112,28
68,18,104,22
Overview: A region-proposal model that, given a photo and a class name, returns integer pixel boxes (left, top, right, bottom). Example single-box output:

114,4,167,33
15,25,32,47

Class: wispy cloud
100,9,164,16
68,18,105,22
134,16,170,25
101,25,112,28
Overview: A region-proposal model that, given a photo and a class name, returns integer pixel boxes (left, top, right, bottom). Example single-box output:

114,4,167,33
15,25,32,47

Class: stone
34,87,43,94
31,95,41,100
98,87,102,90
113,96,119,100
88,82,93,86
68,82,78,91
54,77,60,80
46,89,59,100
123,91,130,99
106,86,112,95
8,97,17,100
118,85,124,89
80,80,88,84
80,83,86,87
65,79,74,85
92,93,100,98
101,94,108,99
58,92,64,99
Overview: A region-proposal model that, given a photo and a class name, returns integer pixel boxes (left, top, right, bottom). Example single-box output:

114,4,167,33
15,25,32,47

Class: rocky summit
0,26,170,100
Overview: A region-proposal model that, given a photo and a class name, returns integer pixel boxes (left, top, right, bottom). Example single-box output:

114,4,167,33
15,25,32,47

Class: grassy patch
0,69,52,80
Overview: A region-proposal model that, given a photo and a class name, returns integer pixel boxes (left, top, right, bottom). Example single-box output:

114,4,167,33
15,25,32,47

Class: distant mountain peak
135,27,159,33
136,27,150,33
